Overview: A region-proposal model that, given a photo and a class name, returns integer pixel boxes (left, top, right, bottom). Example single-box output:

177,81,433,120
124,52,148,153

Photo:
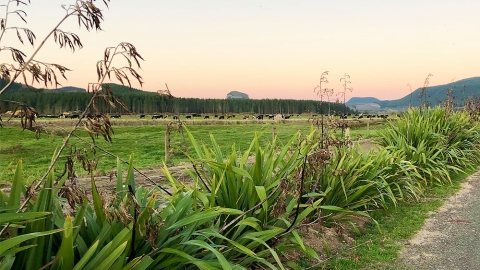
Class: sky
1,0,479,101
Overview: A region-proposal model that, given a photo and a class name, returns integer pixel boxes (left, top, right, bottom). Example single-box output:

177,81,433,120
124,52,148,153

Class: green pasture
0,120,386,183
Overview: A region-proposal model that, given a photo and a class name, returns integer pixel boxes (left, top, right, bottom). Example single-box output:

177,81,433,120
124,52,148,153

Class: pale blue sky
1,0,479,100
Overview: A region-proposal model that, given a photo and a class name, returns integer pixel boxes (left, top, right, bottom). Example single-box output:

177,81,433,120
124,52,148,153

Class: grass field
0,118,386,183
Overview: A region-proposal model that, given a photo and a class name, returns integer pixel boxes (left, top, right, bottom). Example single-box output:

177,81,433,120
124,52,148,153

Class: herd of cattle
31,112,389,120
142,113,389,120
34,113,122,119
146,114,297,120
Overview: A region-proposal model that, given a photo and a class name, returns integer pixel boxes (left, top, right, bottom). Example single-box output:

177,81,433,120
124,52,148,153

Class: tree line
0,81,354,115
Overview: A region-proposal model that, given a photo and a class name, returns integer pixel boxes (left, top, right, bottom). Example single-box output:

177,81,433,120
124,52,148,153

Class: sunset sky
2,0,479,101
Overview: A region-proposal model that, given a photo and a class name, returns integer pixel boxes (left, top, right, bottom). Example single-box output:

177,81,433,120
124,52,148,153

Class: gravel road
397,169,480,269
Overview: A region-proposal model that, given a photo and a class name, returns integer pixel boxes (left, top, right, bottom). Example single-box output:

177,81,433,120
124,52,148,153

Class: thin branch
277,156,307,238
0,10,74,95
190,162,211,193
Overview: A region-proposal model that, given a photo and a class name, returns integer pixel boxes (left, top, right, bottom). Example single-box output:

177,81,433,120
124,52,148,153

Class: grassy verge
324,167,476,269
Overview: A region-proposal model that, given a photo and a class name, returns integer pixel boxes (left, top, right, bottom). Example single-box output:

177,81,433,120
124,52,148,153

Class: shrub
377,107,480,186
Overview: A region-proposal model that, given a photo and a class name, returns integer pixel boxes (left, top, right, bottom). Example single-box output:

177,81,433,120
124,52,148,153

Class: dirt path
396,169,480,269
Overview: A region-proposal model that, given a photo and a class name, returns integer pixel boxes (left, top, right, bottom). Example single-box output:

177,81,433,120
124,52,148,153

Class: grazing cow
268,115,275,119
219,115,225,119
340,114,347,119
173,115,179,120
69,114,79,119
284,115,291,119
204,115,210,119
214,114,219,118
140,114,146,118
256,115,264,120
243,115,249,120
110,114,121,118
152,115,163,119
227,115,233,119
185,115,192,119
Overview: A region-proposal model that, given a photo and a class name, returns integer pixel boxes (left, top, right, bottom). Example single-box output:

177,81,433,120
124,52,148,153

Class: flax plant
173,127,322,268
377,107,480,187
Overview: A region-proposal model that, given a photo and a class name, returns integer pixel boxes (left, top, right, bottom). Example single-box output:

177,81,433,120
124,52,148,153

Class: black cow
256,115,264,120
185,115,192,119
152,115,163,119
219,115,225,119
204,115,210,119
140,114,146,118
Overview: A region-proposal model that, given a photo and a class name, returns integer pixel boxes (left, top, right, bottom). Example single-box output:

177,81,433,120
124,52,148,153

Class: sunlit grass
0,122,329,182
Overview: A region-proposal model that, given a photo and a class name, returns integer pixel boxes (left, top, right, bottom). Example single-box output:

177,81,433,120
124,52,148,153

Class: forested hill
0,80,353,115
0,79,140,94
0,78,24,93
378,77,480,109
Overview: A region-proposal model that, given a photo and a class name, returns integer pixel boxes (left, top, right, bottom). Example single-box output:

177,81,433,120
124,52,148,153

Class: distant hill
47,86,86,92
226,91,249,99
101,83,156,95
0,78,26,94
346,77,480,110
0,79,153,95
346,97,381,106
379,77,480,109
